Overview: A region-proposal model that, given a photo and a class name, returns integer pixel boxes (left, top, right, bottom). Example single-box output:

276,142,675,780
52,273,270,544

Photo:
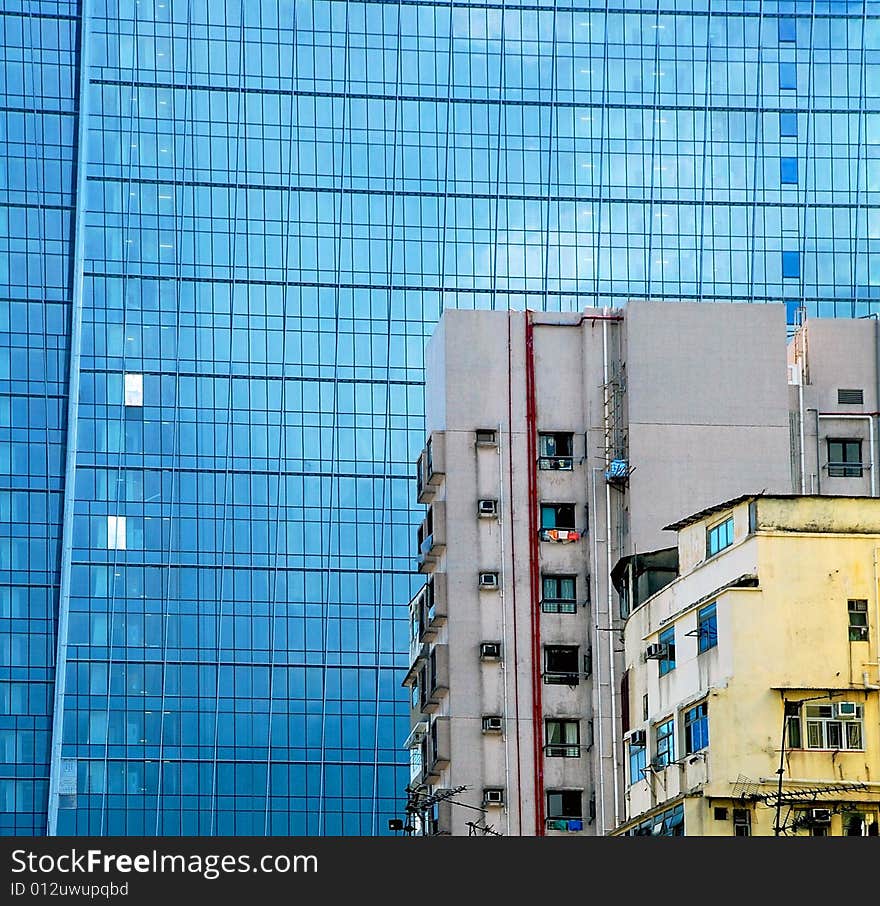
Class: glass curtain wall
3,0,880,835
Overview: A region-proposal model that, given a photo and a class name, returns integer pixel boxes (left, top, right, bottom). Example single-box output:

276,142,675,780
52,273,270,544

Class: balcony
412,573,447,642
422,799,453,836
538,504,580,543
405,720,428,786
539,456,574,471
538,528,581,543
429,716,451,772
544,744,583,758
546,818,585,832
426,573,447,628
416,432,446,504
543,671,581,686
417,500,447,573
403,641,429,687
421,644,449,713
540,597,578,614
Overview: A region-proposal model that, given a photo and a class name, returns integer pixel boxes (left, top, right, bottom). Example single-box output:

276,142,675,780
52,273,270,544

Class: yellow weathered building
614,495,880,836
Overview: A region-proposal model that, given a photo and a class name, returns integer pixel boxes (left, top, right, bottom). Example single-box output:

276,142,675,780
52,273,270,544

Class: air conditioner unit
479,571,499,590
732,809,751,826
475,429,497,446
482,716,503,732
627,729,647,748
483,788,504,806
809,808,832,825
833,702,858,720
478,499,498,518
480,642,502,660
645,642,669,660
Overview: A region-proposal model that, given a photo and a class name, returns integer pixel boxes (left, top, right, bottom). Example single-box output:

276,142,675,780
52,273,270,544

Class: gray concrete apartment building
403,301,880,836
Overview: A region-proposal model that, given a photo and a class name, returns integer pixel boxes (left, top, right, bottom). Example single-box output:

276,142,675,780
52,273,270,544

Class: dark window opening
544,645,580,684
547,790,582,819
733,809,752,837
827,439,862,478
541,575,577,614
848,598,869,642
545,719,580,758
539,432,574,470
540,503,577,531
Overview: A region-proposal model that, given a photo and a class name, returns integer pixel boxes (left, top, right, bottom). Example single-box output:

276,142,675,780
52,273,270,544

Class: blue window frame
780,112,798,137
782,250,801,279
779,61,798,89
654,717,675,768
629,740,647,785
706,516,734,557
780,157,798,184
698,604,718,653
627,803,684,836
658,626,676,676
778,18,797,42
684,702,709,754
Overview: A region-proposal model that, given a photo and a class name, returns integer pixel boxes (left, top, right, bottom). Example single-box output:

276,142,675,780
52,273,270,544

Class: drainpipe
505,311,524,835
808,408,821,495
524,312,545,835
590,466,606,835
497,418,512,837
602,312,621,832
795,330,806,494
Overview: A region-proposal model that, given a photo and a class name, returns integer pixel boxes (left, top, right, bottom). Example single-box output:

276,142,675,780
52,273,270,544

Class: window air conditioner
733,809,751,826
483,788,504,806
627,729,647,748
480,642,502,660
809,809,832,825
833,702,858,720
482,716,504,732
479,572,499,590
478,499,499,518
645,642,669,660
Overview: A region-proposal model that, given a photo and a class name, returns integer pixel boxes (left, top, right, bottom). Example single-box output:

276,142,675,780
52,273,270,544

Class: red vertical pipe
524,311,545,835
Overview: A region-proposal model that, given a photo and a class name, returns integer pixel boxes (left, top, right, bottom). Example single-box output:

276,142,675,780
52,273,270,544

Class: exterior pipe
808,408,821,494
497,419,512,836
590,467,606,835
875,548,880,679
524,311,545,835
505,311,524,835
602,311,621,833
795,331,806,493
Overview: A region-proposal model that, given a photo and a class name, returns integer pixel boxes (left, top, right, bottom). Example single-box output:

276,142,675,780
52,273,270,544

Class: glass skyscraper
2,0,880,835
